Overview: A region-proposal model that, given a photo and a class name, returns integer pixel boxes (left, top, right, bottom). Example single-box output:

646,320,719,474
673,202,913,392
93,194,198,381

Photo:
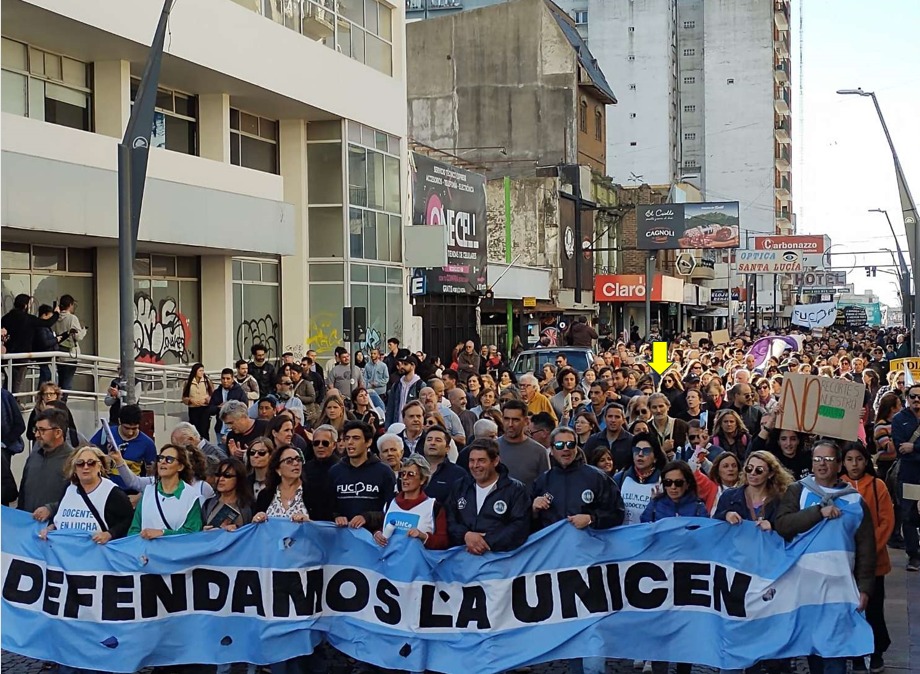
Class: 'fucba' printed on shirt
336,482,381,498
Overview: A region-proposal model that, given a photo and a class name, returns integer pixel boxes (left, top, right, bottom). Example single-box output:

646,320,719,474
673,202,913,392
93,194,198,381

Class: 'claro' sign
594,274,685,303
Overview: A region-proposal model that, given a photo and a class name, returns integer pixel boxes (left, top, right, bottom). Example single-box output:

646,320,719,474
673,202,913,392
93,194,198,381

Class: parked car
510,348,596,377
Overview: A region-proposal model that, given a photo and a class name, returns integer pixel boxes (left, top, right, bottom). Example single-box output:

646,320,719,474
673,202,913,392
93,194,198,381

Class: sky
794,0,920,310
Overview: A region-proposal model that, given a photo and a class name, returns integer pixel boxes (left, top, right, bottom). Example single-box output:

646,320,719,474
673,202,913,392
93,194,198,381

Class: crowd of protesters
2,319,919,674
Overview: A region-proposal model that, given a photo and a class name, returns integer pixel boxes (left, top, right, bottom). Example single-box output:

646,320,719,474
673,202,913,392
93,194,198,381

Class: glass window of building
1,38,91,131
130,79,198,155
232,258,281,360
1,244,96,388
230,108,279,174
132,254,200,364
349,263,403,354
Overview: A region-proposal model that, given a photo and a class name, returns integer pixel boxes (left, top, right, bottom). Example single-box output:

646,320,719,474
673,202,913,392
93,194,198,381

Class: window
330,0,394,75
579,99,588,133
683,20,695,29
573,10,588,24
594,108,603,141
629,141,638,146
683,48,695,56
130,79,197,155
349,264,403,356
683,76,696,85
1,38,91,131
684,160,698,168
628,26,635,32
232,258,281,360
132,254,200,365
629,112,637,119
727,78,735,84
230,108,278,174
629,83,637,90
684,105,696,112
684,132,697,140
627,55,635,61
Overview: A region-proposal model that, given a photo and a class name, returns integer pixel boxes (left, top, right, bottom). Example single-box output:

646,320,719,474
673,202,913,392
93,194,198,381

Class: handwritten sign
690,332,709,347
791,302,837,329
778,373,865,440
711,329,731,347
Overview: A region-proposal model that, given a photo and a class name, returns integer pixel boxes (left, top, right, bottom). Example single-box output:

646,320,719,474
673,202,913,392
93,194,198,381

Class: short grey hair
171,421,200,443
549,426,577,443
519,373,538,387
473,418,498,438
401,453,432,484
312,424,339,442
378,432,403,452
220,400,249,421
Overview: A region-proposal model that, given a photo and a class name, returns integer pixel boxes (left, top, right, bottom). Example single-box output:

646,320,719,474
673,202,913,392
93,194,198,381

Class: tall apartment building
2,0,410,369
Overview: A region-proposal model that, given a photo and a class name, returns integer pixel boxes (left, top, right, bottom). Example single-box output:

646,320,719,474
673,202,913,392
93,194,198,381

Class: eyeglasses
157,455,178,464
41,392,58,399
249,449,269,457
908,394,920,401
812,456,837,464
662,479,686,488
34,426,55,434
744,465,766,475
687,435,702,442
217,471,237,479
399,471,421,479
74,459,99,468
280,456,304,466
552,440,577,450
313,440,334,447
742,392,755,398
758,385,770,390
632,447,653,456
279,381,292,386
636,409,650,415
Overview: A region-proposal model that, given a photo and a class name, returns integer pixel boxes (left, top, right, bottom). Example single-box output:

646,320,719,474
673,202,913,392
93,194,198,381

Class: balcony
775,177,791,201
774,61,788,84
774,89,790,115
774,34,789,57
776,208,792,229
775,150,791,172
774,1,789,30
774,120,791,143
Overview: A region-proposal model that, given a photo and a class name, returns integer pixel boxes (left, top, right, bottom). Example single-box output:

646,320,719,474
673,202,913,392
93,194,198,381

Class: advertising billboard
410,153,488,295
754,235,827,268
594,274,684,303
737,250,803,274
636,201,740,250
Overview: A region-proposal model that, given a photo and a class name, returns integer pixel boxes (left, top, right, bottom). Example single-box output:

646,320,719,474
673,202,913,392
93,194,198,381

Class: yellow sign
890,358,920,373
522,297,537,308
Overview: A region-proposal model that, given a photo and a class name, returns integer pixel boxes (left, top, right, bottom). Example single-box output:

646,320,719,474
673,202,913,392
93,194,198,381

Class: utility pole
118,0,174,403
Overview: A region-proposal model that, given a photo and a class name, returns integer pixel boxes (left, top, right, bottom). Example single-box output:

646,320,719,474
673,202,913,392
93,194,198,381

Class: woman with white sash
373,454,449,550
111,443,214,506
38,445,133,543
127,444,203,538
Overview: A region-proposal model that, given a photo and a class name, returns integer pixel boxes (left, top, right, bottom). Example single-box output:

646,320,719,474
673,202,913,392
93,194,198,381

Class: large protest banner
1,507,871,673
778,373,865,440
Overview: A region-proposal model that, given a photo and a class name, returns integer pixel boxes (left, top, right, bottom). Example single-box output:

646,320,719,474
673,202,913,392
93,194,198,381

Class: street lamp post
871,209,911,328
838,88,919,354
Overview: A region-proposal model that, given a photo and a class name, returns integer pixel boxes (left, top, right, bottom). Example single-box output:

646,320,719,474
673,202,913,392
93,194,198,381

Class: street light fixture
838,88,919,353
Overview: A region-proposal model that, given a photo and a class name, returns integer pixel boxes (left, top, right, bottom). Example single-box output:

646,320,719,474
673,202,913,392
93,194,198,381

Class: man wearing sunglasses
302,424,341,522
728,382,763,435
775,440,876,674
891,383,920,572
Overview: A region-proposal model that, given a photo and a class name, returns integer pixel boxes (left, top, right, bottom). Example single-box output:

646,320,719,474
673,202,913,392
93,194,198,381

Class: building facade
2,0,411,370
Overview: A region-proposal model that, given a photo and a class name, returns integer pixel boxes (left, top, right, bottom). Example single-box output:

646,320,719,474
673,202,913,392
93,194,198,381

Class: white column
198,93,231,163
95,247,121,360
93,60,130,139
278,119,309,356
200,256,234,370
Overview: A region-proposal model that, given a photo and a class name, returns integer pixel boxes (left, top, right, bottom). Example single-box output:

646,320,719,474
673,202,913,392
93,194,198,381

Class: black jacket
1,308,59,353
583,429,634,472
531,457,625,530
302,454,341,522
208,383,248,417
424,459,467,504
248,360,276,398
445,463,531,552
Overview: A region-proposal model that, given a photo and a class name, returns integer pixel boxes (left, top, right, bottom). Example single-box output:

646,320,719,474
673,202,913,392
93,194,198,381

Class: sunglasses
157,455,178,464
744,465,766,475
399,471,421,479
908,394,920,401
687,435,702,442
313,440,334,447
758,385,770,390
249,449,269,457
74,459,99,468
662,479,686,488
280,456,304,466
217,471,237,479
632,447,653,456
552,440,577,450
812,456,837,464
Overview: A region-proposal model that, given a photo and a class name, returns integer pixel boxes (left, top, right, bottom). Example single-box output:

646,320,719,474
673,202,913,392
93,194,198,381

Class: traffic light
865,266,877,277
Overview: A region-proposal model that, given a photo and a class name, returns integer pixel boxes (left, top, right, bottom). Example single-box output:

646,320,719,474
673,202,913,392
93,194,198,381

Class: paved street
3,560,915,674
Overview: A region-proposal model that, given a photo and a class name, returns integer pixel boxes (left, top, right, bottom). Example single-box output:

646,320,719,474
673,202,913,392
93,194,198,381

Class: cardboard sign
711,329,731,347
690,331,709,347
778,373,866,440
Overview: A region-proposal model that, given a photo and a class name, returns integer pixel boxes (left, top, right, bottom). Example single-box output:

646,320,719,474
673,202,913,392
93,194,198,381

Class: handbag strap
153,485,174,530
76,485,108,533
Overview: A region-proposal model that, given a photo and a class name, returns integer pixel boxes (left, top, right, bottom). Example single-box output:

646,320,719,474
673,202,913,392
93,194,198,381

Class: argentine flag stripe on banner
0,506,872,673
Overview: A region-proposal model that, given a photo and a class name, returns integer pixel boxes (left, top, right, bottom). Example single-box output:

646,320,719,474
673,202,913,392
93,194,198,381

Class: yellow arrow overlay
648,341,673,375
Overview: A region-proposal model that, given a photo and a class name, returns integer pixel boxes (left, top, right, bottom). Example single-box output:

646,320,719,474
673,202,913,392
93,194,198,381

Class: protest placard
777,373,865,440
711,329,731,346
890,358,920,376
690,332,709,347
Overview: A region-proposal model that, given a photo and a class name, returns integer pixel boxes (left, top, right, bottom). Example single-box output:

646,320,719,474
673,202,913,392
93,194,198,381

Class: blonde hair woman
38,445,134,543
714,450,793,530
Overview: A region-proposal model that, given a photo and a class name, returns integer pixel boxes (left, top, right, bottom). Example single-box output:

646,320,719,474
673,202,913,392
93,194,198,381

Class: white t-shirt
475,480,498,514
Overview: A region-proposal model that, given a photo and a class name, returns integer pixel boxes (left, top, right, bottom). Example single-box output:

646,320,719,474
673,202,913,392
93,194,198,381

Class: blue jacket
424,459,467,504
641,492,708,522
385,376,424,428
583,429,634,472
890,408,920,484
713,486,780,524
208,383,248,417
531,457,625,530
445,463,531,552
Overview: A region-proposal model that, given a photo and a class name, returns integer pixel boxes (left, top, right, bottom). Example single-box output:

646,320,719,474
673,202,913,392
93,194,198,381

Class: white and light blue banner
1,506,872,673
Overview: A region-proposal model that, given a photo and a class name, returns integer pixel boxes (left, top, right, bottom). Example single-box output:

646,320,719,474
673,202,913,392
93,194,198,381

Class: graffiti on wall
134,293,192,364
308,315,340,357
235,314,280,361
357,326,383,354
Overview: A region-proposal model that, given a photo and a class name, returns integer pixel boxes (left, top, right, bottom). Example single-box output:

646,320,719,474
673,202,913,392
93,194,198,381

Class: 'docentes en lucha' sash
0,506,872,673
